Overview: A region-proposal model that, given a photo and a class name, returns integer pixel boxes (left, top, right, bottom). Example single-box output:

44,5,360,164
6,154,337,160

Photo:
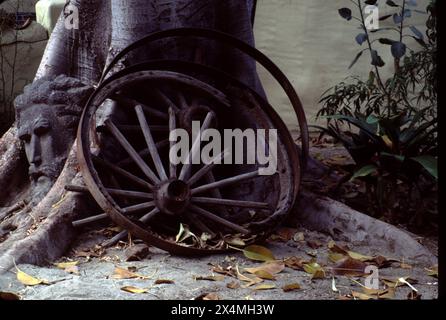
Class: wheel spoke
102,207,160,247
92,155,153,190
105,119,160,184
112,93,168,120
65,185,153,200
176,91,188,109
191,170,260,195
179,112,214,181
191,197,269,209
169,107,177,179
187,149,229,186
117,140,169,167
72,201,155,227
185,211,216,237
135,105,168,180
189,204,249,234
153,88,180,112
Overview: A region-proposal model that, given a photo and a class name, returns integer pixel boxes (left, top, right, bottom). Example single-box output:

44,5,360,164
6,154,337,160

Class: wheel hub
155,179,191,216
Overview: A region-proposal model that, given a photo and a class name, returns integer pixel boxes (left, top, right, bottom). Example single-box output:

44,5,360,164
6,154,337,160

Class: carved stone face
17,104,70,185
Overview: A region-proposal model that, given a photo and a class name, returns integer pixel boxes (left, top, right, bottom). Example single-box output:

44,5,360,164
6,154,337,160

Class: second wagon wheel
76,28,308,255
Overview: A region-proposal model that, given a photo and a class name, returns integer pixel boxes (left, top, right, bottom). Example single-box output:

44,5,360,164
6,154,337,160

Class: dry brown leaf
307,240,322,249
282,283,301,292
284,256,307,270
382,276,417,288
111,266,150,280
154,279,174,285
236,265,263,287
332,257,367,276
195,292,220,300
226,281,240,289
362,287,395,299
251,270,275,280
274,227,297,241
194,275,225,282
0,291,21,300
328,240,349,254
352,291,374,300
328,252,345,263
244,261,285,276
120,286,149,294
347,251,374,262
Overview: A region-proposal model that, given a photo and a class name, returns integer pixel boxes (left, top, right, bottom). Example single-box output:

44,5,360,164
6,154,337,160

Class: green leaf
349,50,363,69
411,156,437,179
350,165,378,181
381,152,405,162
338,8,352,20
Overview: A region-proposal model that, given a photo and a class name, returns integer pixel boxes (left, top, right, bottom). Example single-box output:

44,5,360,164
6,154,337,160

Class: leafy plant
315,0,437,223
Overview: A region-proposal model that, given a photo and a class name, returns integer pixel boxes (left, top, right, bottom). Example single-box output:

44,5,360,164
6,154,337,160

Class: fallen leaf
303,262,325,279
244,261,285,276
274,228,297,241
55,261,79,269
120,286,149,294
399,262,412,269
16,269,48,286
332,257,367,276
351,291,374,300
253,284,276,291
194,275,225,282
347,251,374,262
111,267,151,280
328,253,345,263
154,279,174,285
328,240,349,254
284,256,307,270
195,293,220,300
236,265,263,287
242,245,275,262
224,235,246,247
250,270,275,280
381,276,417,288
426,266,438,278
282,283,301,292
362,287,395,299
125,244,150,262
407,290,422,300
0,291,21,300
226,281,240,289
307,240,322,249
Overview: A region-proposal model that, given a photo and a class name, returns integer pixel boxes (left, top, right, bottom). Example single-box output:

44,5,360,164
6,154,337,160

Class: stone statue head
15,75,93,201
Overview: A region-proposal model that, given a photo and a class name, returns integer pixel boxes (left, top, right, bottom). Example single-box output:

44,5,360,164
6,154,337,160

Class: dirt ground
0,225,438,300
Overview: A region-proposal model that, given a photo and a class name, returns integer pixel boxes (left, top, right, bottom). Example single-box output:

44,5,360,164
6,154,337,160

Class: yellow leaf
242,245,275,262
111,267,150,280
282,283,301,292
253,284,276,291
303,262,325,279
120,286,149,294
224,236,246,247
251,270,275,280
347,251,374,262
426,266,438,278
16,269,46,286
54,261,79,269
328,252,346,263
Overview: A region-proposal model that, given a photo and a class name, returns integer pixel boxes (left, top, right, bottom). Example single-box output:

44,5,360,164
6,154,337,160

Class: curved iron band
99,27,309,169
78,63,299,255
